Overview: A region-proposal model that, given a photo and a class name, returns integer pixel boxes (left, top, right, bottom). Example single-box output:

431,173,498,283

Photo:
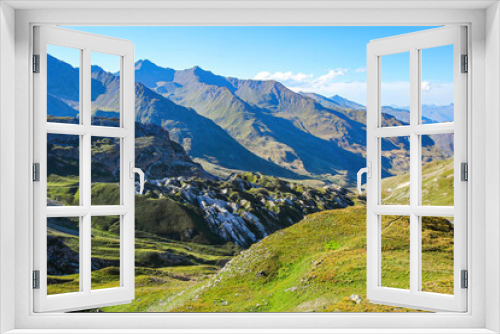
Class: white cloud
421,81,453,105
253,68,347,88
312,68,349,85
355,67,367,73
421,80,432,92
253,71,313,83
253,68,351,97
252,69,452,106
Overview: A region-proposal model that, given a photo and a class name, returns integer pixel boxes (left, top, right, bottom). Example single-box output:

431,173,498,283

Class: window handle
357,162,371,194
129,162,145,195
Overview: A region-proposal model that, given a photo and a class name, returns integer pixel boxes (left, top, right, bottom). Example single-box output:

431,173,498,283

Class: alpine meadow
46,26,456,312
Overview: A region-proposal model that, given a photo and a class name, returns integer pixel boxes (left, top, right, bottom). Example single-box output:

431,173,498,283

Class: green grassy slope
148,206,453,312
46,159,454,312
47,228,237,310
48,205,453,312
381,157,454,206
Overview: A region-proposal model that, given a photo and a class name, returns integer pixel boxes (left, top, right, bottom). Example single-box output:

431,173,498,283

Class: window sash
33,25,136,313
366,26,468,312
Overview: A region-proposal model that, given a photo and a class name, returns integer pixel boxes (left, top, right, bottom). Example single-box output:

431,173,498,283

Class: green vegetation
145,207,452,312
47,175,80,206
381,157,454,206
46,157,455,312
47,205,453,312
46,226,237,309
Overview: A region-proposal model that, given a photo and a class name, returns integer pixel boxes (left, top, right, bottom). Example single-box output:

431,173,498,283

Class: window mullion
82,47,92,294
409,47,420,295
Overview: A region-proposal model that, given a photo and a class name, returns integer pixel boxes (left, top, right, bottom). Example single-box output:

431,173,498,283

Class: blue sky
56,26,453,106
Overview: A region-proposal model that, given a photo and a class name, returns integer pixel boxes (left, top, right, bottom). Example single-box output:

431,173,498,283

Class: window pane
47,45,80,124
381,136,410,205
91,216,121,290
91,52,121,127
421,45,454,124
47,217,80,295
47,134,80,206
421,134,454,206
381,215,410,290
91,136,121,205
421,216,454,295
380,52,410,127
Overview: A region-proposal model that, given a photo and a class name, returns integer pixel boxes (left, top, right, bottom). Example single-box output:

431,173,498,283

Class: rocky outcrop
47,118,210,182
135,122,212,180
135,250,194,268
47,235,80,276
144,172,353,248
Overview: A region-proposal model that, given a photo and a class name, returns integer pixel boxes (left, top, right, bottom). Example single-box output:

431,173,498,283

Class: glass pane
91,136,120,205
421,134,454,206
91,215,121,290
381,136,410,205
91,52,121,127
381,215,410,290
380,52,410,127
421,216,454,295
47,134,80,206
47,45,80,124
47,217,80,295
421,45,454,124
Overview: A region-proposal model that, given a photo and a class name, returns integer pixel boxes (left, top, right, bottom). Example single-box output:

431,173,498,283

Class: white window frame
1,2,499,333
365,26,467,312
33,25,136,313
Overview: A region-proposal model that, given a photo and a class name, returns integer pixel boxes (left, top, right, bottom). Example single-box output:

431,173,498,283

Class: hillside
381,157,454,206
134,60,451,185
134,62,394,182
48,54,453,186
134,82,299,179
77,205,452,312
47,55,298,180
47,117,209,190
46,158,455,312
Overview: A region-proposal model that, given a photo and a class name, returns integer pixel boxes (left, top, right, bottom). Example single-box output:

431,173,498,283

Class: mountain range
133,59,452,183
47,55,453,185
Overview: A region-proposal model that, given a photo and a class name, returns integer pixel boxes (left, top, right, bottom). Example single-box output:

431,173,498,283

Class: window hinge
33,270,40,289
33,163,40,182
461,54,468,73
461,162,468,182
33,54,40,73
461,270,468,289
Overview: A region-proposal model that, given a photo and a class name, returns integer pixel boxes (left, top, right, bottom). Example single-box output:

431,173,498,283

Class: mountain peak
135,59,160,70
188,65,210,75
135,59,176,87
91,64,105,73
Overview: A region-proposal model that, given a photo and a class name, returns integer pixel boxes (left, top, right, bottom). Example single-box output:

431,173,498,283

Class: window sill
3,330,498,334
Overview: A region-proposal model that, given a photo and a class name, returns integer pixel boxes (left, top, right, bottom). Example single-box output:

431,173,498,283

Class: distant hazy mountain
398,104,454,123
421,104,454,123
301,91,439,125
380,106,436,124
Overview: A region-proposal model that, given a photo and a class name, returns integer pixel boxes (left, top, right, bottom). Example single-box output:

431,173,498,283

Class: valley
45,54,455,313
